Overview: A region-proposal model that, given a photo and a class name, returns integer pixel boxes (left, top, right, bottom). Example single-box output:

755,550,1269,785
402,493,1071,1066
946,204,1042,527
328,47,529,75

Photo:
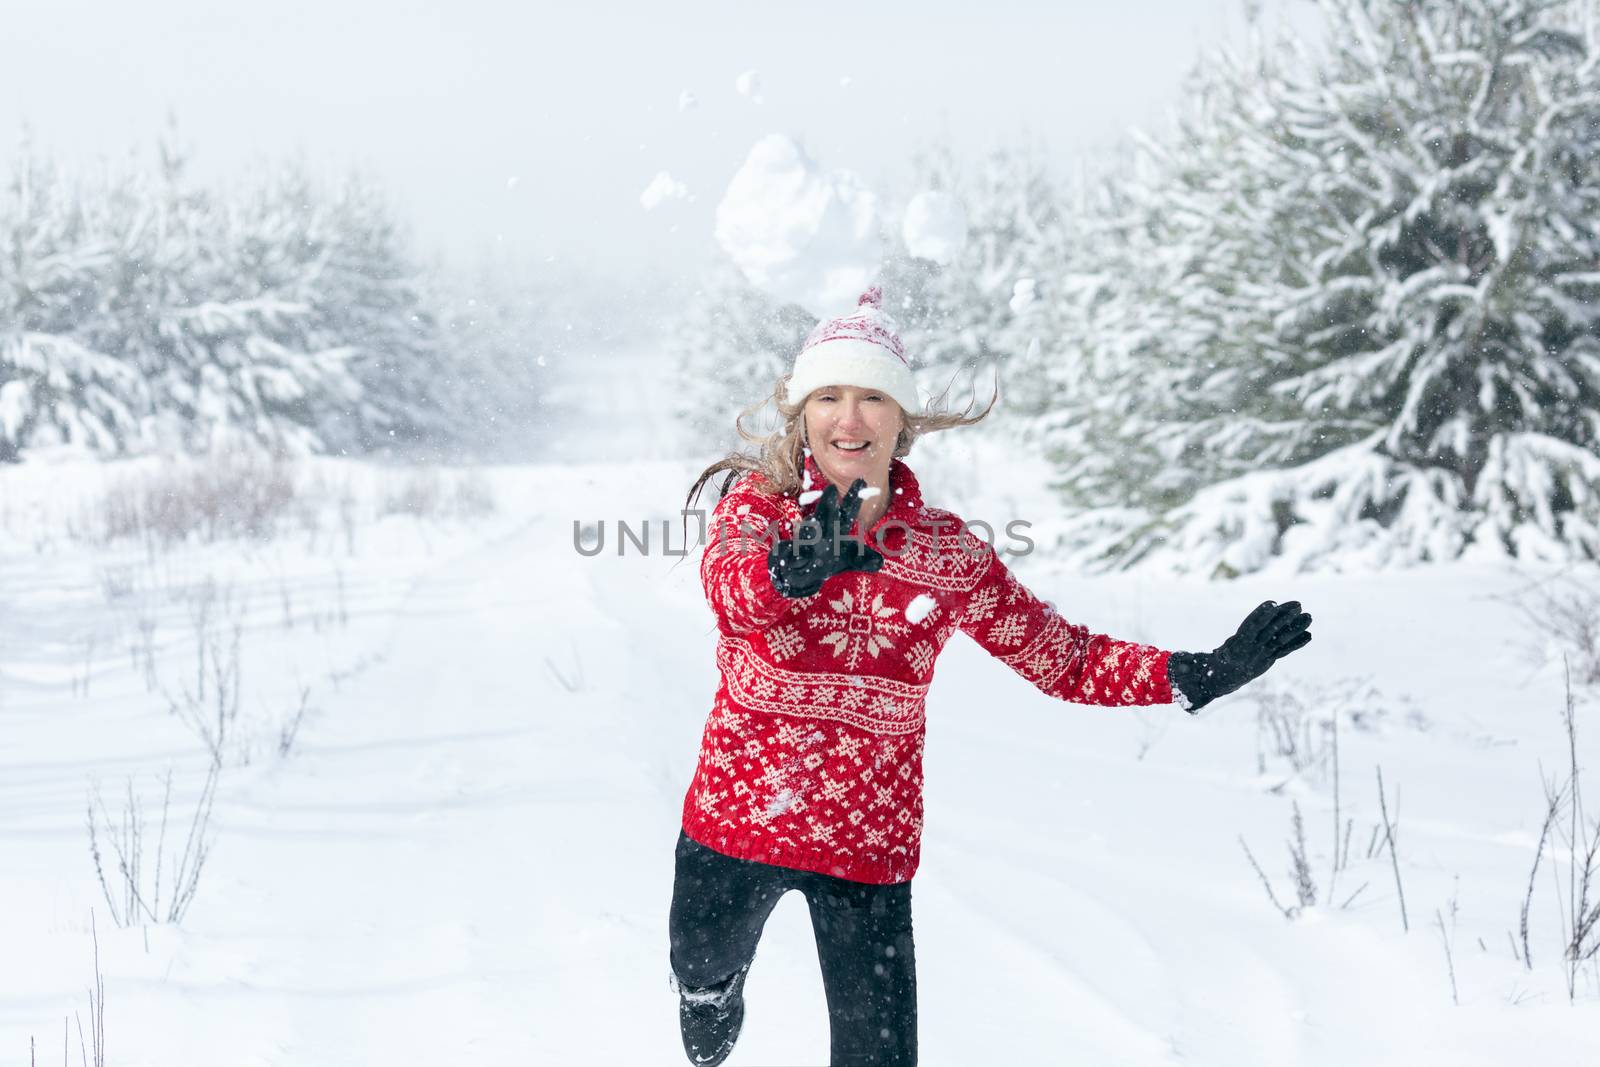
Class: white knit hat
784,287,920,414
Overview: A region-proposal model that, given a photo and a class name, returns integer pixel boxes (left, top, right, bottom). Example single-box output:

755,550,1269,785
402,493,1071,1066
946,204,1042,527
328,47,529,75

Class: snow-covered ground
4,431,1600,1065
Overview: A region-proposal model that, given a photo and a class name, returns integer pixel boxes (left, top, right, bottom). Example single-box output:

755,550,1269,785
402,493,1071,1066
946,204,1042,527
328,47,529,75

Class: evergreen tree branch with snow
880,143,1073,419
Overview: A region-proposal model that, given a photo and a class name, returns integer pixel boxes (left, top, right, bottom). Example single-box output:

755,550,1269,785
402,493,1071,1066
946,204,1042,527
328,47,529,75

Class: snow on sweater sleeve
958,546,1175,707
700,481,799,636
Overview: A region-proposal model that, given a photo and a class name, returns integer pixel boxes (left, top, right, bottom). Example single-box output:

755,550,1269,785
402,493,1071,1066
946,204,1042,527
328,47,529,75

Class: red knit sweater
681,454,1176,884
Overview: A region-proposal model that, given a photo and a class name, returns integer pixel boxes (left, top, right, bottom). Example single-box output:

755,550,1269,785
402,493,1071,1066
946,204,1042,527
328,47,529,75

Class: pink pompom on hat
784,287,921,415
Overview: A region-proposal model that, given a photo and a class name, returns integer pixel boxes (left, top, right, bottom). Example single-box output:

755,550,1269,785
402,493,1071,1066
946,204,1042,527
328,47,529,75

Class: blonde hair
684,370,999,517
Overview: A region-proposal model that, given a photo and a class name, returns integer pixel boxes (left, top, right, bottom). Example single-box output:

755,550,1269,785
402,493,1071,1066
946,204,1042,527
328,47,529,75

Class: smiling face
803,384,905,501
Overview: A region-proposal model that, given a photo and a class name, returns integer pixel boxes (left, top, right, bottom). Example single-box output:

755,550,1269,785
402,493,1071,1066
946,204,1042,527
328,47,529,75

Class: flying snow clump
715,134,881,316
640,171,690,210
902,190,968,264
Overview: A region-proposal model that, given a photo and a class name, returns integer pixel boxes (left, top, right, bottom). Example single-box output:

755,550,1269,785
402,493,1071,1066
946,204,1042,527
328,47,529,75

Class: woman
669,288,1312,1066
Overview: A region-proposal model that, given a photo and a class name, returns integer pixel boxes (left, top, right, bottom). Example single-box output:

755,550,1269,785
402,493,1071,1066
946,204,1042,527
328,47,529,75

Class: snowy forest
0,133,552,462
3,2,1600,575
6,0,1599,576
5,1,1600,1064
678,0,1600,576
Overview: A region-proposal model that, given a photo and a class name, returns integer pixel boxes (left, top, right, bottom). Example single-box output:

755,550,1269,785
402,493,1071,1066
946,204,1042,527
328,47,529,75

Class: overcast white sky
2,0,1318,283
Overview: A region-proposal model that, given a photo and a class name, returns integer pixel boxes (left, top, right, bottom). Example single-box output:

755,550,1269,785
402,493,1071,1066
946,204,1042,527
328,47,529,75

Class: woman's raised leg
668,829,789,990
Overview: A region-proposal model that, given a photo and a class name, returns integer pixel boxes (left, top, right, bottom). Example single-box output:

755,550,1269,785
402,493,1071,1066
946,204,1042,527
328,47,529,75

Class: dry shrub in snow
163,576,245,766
451,470,496,517
31,913,106,1067
1499,570,1600,687
96,451,299,546
378,467,496,520
1251,677,1421,786
83,456,498,552
380,467,443,518
1239,711,1414,925
297,467,363,552
1519,662,1600,1002
86,763,219,929
1254,687,1333,780
161,575,316,766
1239,789,1378,922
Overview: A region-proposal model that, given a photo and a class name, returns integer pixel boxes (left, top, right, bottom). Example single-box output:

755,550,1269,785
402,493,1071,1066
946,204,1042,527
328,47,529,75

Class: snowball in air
640,171,690,210
678,90,699,111
715,134,881,317
736,70,763,101
1010,278,1037,314
902,191,968,264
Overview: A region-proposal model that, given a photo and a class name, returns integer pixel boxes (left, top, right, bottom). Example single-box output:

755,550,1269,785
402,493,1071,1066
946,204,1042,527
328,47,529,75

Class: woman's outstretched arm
956,547,1176,707
957,546,1313,711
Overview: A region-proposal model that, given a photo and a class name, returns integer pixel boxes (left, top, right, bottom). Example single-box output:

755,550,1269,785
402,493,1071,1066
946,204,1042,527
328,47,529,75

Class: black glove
1168,600,1312,713
767,479,885,599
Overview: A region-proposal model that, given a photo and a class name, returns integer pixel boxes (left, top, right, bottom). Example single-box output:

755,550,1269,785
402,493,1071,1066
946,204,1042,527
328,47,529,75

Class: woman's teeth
835,442,868,452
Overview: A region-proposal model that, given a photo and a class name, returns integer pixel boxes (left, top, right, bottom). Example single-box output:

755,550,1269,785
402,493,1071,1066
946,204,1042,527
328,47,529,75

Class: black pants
669,829,918,1066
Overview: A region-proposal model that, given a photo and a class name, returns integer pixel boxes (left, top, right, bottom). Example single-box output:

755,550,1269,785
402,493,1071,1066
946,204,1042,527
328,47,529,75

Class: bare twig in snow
87,912,104,1067
1557,657,1600,1001
1377,765,1408,932
278,685,313,758
1435,907,1459,1006
544,642,585,693
1522,775,1563,972
1240,835,1297,919
1329,712,1342,901
1498,573,1600,685
1289,801,1317,908
87,763,220,927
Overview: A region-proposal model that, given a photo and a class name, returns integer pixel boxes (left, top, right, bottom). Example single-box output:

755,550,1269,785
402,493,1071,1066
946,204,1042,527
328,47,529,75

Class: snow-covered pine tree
100,141,376,456
309,175,454,455
1050,0,1600,575
883,144,1072,423
670,262,815,452
0,136,468,460
1032,154,1204,534
0,145,144,460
